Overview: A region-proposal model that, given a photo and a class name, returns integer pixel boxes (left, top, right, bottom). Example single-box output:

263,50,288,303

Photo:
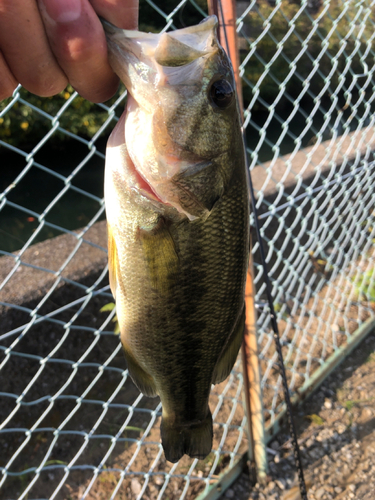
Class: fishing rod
213,0,308,498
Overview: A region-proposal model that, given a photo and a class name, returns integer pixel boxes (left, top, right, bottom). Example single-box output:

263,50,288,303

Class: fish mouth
102,16,222,220
101,16,218,104
100,16,217,64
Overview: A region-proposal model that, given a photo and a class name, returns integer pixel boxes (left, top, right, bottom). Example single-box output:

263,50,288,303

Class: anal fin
211,305,246,385
122,343,158,398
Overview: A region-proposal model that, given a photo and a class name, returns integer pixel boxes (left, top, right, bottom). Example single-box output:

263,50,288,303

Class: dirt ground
1,227,375,500
0,277,248,500
220,327,375,500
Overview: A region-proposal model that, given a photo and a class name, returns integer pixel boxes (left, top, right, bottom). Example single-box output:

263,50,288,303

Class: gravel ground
220,329,375,500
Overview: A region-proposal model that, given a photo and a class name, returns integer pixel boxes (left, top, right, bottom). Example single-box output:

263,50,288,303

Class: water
244,94,373,164
1,95,372,254
0,139,107,254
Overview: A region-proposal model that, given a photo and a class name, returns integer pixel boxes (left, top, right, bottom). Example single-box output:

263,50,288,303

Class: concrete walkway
251,126,375,198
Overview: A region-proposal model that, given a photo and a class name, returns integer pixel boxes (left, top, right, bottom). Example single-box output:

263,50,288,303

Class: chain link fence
1,0,375,498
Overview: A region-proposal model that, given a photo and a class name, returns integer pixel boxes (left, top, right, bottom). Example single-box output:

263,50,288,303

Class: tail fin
160,410,213,463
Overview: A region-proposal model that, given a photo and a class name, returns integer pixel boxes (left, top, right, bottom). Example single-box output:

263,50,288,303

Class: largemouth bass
102,16,250,463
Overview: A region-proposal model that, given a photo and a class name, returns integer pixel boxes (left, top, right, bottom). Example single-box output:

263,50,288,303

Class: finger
0,50,18,100
38,0,120,103
0,0,68,96
89,0,139,29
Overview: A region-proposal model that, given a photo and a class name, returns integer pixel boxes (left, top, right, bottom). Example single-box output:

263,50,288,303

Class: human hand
0,0,138,102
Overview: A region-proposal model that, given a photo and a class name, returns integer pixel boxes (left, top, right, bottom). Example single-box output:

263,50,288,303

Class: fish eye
209,79,234,108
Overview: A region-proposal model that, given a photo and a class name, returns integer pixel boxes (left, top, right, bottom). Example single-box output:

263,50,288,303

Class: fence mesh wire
1,0,375,498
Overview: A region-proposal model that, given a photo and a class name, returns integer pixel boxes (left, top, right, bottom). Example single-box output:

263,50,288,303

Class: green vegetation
304,413,324,426
352,268,375,302
273,302,289,320
240,0,371,109
44,459,67,466
357,269,375,301
343,400,355,412
0,0,206,150
100,303,120,334
0,84,125,148
336,386,375,410
1,0,372,149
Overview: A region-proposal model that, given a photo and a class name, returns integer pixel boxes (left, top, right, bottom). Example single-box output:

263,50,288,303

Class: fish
102,15,250,463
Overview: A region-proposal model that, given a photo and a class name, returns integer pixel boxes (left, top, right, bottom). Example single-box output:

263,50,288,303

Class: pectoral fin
107,223,119,299
139,217,179,294
211,305,246,385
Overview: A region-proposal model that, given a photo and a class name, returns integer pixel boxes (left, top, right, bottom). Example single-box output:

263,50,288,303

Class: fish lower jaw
127,153,168,206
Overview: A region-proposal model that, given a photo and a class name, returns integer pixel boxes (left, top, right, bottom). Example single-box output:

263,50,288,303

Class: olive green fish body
103,16,250,462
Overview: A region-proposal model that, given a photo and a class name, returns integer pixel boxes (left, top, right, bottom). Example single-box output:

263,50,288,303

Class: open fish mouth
100,16,218,105
101,16,217,69
101,16,226,220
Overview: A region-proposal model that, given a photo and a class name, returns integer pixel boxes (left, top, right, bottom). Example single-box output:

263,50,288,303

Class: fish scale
103,15,250,462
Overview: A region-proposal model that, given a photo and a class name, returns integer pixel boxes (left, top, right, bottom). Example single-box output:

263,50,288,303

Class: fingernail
42,0,82,23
